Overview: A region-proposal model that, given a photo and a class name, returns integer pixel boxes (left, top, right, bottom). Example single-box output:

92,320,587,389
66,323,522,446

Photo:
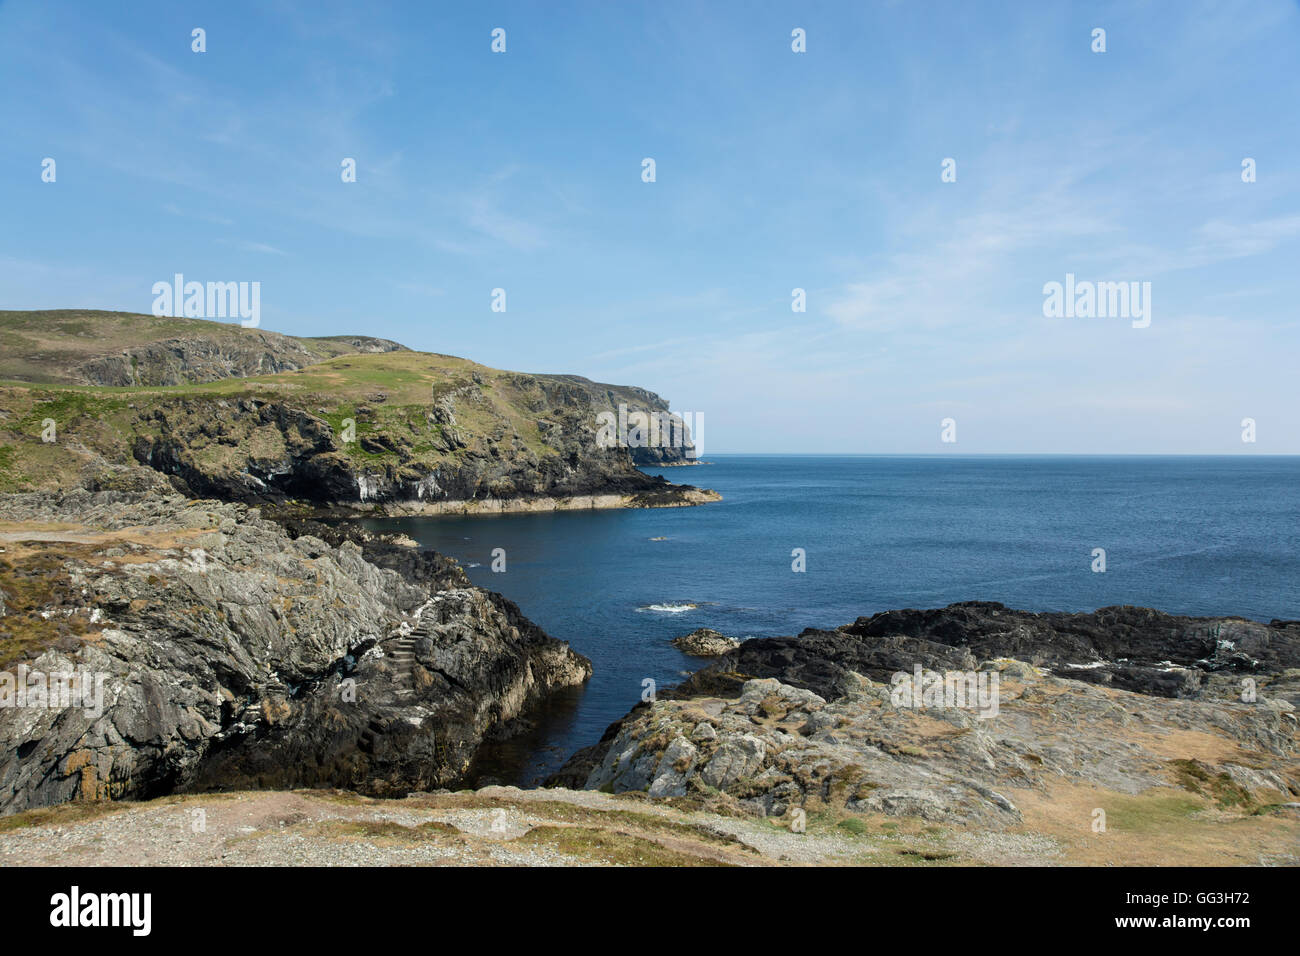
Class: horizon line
673,452,1300,458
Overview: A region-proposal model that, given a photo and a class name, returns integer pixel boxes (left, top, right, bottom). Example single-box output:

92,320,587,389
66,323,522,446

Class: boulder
671,628,740,657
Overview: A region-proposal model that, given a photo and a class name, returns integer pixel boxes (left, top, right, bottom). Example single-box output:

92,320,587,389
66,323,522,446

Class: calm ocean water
361,455,1300,785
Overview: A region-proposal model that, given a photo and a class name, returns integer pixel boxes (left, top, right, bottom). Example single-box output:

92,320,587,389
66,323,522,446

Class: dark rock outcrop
841,602,1300,702
126,388,715,509
662,602,1300,705
551,602,1300,820
671,628,740,657
0,491,590,815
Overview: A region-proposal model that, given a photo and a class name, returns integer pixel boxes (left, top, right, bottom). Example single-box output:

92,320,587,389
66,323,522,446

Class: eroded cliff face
0,489,590,815
543,375,701,466
126,383,708,507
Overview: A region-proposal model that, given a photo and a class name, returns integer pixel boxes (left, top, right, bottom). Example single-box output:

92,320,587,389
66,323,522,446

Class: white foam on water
637,602,698,613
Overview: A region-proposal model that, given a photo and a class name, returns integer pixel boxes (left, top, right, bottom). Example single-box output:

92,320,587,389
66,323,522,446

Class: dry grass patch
514,825,732,866
1009,779,1300,865
0,799,137,833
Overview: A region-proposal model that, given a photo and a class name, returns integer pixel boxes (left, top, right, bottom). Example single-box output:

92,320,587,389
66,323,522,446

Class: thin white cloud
465,196,547,251
216,239,288,256
164,203,234,227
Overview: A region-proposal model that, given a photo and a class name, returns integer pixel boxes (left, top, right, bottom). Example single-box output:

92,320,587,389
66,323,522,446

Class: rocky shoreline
0,486,591,814
5,482,1297,841
2,488,1297,864
328,486,722,517
552,603,1300,832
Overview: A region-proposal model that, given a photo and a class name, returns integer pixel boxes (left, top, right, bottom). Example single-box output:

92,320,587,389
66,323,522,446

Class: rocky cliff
545,374,701,466
0,311,718,510
0,487,590,815
125,378,704,507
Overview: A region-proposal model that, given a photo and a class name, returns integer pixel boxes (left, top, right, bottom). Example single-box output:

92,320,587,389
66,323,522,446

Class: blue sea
361,455,1300,785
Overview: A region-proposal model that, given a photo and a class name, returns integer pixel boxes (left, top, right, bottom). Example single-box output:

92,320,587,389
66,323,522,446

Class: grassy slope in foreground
0,782,1294,866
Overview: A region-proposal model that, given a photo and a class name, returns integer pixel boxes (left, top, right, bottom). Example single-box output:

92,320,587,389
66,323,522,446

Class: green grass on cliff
0,349,559,492
0,309,383,386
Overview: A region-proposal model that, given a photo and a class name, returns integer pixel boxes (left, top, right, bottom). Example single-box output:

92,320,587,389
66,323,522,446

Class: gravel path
0,787,1005,867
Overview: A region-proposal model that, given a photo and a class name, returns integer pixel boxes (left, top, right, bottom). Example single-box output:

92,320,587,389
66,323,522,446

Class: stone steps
357,611,442,759
363,614,432,726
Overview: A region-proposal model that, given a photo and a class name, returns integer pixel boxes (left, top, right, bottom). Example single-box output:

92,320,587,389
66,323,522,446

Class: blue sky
2,0,1298,453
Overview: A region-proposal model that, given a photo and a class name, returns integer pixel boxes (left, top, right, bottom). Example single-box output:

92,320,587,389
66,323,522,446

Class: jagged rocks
843,602,1300,701
0,491,590,814
75,333,403,387
674,603,1300,707
699,734,768,789
579,668,1298,826
567,604,1300,827
670,628,740,656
